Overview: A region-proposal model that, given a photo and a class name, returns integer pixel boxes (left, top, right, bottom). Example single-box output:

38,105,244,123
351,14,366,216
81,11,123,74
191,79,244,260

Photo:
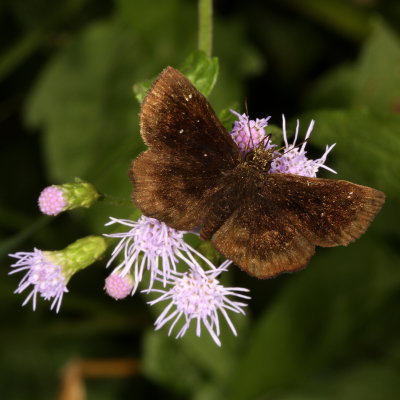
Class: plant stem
100,193,133,208
198,0,213,56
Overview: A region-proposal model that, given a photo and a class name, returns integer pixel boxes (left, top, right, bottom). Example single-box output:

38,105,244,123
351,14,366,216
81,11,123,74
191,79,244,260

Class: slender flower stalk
147,260,250,346
9,236,107,312
198,0,213,56
104,216,217,294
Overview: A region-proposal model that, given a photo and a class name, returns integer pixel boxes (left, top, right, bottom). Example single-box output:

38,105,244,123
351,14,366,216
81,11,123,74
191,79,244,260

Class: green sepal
45,236,107,281
59,181,100,211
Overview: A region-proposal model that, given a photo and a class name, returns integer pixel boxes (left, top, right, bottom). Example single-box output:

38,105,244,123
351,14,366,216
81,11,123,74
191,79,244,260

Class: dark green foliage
1,0,400,399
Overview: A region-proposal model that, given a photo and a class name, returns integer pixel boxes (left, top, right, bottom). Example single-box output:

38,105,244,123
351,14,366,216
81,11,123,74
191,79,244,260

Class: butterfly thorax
244,145,275,173
200,162,267,241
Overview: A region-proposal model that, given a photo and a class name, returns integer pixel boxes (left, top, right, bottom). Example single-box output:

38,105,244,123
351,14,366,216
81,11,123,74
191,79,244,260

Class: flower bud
38,181,100,216
105,272,134,300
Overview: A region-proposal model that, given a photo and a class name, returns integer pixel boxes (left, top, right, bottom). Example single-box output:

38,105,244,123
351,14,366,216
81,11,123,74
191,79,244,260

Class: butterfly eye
244,150,255,162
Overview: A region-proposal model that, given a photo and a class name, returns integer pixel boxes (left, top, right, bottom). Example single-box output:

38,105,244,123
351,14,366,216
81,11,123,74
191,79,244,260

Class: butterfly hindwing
211,188,316,279
210,170,384,279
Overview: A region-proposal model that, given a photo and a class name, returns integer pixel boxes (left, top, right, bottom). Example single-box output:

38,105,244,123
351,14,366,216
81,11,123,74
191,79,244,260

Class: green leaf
132,78,152,104
25,18,143,188
218,104,240,131
180,310,249,382
193,383,223,400
142,330,204,395
180,50,219,97
283,0,369,42
116,0,191,36
142,317,248,397
304,64,356,109
302,109,400,203
24,18,150,231
0,216,49,258
306,19,400,113
352,19,400,113
278,362,400,400
226,236,400,400
134,48,220,103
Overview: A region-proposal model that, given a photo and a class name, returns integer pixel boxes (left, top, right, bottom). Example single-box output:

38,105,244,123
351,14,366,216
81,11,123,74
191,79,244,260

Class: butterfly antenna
280,138,309,156
244,99,249,115
271,138,309,161
260,133,272,149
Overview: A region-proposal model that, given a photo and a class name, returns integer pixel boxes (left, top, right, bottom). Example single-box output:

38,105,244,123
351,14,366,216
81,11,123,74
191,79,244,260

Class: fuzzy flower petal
9,249,68,312
230,110,271,154
38,186,66,216
8,236,107,312
147,260,250,346
230,112,336,177
38,182,100,216
105,272,134,300
270,115,336,177
105,216,216,294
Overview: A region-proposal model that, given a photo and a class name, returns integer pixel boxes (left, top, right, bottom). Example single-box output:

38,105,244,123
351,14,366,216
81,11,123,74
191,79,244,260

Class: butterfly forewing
131,67,241,230
264,174,385,248
140,67,240,165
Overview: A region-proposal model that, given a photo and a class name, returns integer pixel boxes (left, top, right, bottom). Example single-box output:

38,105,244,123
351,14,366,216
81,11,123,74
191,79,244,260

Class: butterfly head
244,135,276,172
244,137,276,172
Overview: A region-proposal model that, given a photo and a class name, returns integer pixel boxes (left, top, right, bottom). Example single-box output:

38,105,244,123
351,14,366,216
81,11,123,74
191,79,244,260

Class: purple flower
147,261,250,346
38,182,100,216
105,272,134,300
230,110,271,154
270,116,336,177
230,111,336,177
9,236,107,312
38,186,66,216
105,216,216,294
9,249,68,312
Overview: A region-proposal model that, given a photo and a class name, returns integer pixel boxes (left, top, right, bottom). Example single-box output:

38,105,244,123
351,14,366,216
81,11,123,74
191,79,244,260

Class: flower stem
99,193,133,208
198,0,213,56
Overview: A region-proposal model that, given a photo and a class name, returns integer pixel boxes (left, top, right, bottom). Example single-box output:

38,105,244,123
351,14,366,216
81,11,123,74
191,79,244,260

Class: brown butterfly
130,67,385,279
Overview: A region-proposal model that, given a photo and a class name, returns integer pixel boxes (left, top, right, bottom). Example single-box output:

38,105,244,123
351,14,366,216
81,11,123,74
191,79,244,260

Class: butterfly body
131,67,385,279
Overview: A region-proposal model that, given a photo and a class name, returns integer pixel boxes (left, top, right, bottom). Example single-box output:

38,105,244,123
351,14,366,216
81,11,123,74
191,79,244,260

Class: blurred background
1,0,400,399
